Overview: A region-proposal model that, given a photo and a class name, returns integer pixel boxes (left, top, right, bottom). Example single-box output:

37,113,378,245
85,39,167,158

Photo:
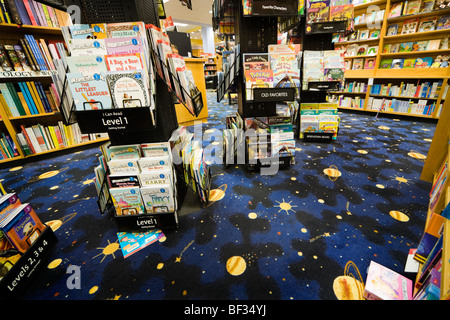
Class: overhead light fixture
174,22,188,27
163,0,170,3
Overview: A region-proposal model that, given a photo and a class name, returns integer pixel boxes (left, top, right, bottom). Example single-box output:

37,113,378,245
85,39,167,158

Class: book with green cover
379,58,393,69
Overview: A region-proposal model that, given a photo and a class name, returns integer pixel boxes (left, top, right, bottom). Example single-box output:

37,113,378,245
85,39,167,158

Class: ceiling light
174,22,188,27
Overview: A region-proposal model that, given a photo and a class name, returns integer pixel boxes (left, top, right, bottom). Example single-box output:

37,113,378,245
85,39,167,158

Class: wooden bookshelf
332,0,450,119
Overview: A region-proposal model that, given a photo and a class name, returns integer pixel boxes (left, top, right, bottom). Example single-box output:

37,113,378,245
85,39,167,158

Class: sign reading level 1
75,107,154,133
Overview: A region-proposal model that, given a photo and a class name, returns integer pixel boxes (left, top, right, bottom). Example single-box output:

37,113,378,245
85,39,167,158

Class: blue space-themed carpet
0,90,437,301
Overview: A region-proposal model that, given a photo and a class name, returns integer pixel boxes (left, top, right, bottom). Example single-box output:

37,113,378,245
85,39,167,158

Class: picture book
390,43,400,53
0,203,45,253
68,24,93,39
436,15,450,30
356,44,368,56
364,58,376,69
418,16,437,32
106,70,150,108
426,39,441,50
105,53,144,72
346,44,357,57
386,24,398,36
0,193,21,224
138,169,173,187
421,0,435,12
4,45,22,71
268,44,301,55
110,186,144,215
359,29,369,40
414,213,445,263
399,42,413,52
412,41,428,51
414,57,434,68
106,21,147,39
352,58,364,70
329,4,354,21
324,68,344,81
141,142,172,158
107,159,140,175
67,72,112,110
140,184,175,213
138,156,171,173
380,58,393,69
344,59,352,70
315,1,330,22
67,39,107,56
108,175,140,188
367,46,378,56
382,44,390,53
243,53,270,70
66,55,108,75
91,23,108,39
391,58,404,69
369,29,380,39
405,0,422,15
244,69,273,100
107,144,141,160
117,229,164,258
403,58,416,68
363,261,413,300
105,36,144,56
270,53,299,89
388,2,403,17
401,18,419,34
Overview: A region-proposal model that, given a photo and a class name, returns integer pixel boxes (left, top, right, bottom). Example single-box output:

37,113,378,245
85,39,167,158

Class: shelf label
75,107,155,133
253,88,296,102
0,70,55,78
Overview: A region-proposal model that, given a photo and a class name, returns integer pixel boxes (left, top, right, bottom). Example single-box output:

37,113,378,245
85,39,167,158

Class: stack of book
94,141,177,216
0,0,71,27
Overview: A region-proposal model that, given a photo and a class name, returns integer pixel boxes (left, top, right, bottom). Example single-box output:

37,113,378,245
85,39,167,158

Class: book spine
26,81,44,113
30,0,43,26
17,81,35,114
0,83,19,116
20,124,35,153
0,0,12,23
13,0,30,25
20,38,39,71
35,81,51,113
4,44,23,71
6,82,26,116
5,0,21,24
16,132,31,155
22,0,37,25
38,39,55,70
24,34,47,70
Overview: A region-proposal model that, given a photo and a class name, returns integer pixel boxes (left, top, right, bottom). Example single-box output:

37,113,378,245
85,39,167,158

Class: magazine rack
217,53,241,103
0,226,57,299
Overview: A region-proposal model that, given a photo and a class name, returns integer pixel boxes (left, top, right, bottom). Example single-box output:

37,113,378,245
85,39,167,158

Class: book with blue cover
67,72,112,110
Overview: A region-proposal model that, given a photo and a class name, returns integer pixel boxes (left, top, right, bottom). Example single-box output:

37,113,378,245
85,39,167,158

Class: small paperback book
107,144,141,160
68,39,107,56
414,57,434,68
380,58,393,69
399,42,413,52
110,186,144,215
67,72,112,110
391,58,404,69
106,70,150,108
105,53,144,72
140,184,175,213
66,55,108,75
418,16,438,32
107,159,140,175
403,58,416,68
401,18,419,34
138,169,173,187
117,229,164,258
138,156,171,173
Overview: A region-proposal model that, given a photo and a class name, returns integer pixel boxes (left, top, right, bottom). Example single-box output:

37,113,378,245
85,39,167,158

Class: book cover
324,68,344,80
391,58,404,69
244,69,273,100
399,42,413,52
358,29,369,40
364,57,376,69
109,186,144,215
329,4,354,21
105,53,144,72
403,58,416,68
68,24,93,39
426,39,441,50
270,53,300,89
367,46,378,56
117,229,164,258
421,0,435,12
104,36,144,56
436,15,450,30
0,44,12,71
107,175,140,188
405,0,422,15
243,53,270,70
67,72,112,110
386,24,398,36
107,159,140,175
13,44,32,71
401,18,419,34
68,38,107,56
369,29,380,39
414,57,433,67
389,43,400,53
106,70,150,108
418,16,437,32
141,142,171,158
414,213,445,263
107,144,141,160
140,184,175,213
138,156,171,173
91,23,107,39
4,44,22,71
363,260,413,300
382,44,390,53
380,58,393,69
0,203,45,253
388,2,403,17
138,169,173,187
66,55,107,75
412,40,428,51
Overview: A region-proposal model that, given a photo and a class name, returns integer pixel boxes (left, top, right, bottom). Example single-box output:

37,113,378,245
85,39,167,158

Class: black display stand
0,227,57,299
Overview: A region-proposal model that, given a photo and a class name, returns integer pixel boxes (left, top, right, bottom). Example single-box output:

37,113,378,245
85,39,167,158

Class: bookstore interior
0,0,449,302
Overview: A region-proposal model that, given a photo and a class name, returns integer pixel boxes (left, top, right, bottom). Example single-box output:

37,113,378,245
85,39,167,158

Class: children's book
117,229,164,258
412,40,428,51
107,159,140,175
324,68,344,81
405,0,422,15
414,57,434,68
382,44,390,53
388,2,403,17
66,55,108,75
403,58,416,68
138,169,173,187
270,53,300,89
329,4,354,22
391,58,404,69
106,70,150,108
356,44,368,56
399,42,413,52
244,69,273,100
352,58,364,70
363,261,413,300
421,0,435,12
401,18,419,34
369,29,380,39
105,53,144,72
67,39,107,56
138,156,171,173
67,72,112,110
418,16,437,32
359,29,369,40
367,46,378,56
140,184,175,213
68,24,93,39
390,43,400,53
386,24,398,36
380,58,393,69
110,186,144,215
346,44,357,56
436,15,450,30
364,57,376,69
141,142,172,158
107,144,141,160
414,213,445,263
243,53,270,70
91,23,108,39
105,36,144,56
426,39,441,50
